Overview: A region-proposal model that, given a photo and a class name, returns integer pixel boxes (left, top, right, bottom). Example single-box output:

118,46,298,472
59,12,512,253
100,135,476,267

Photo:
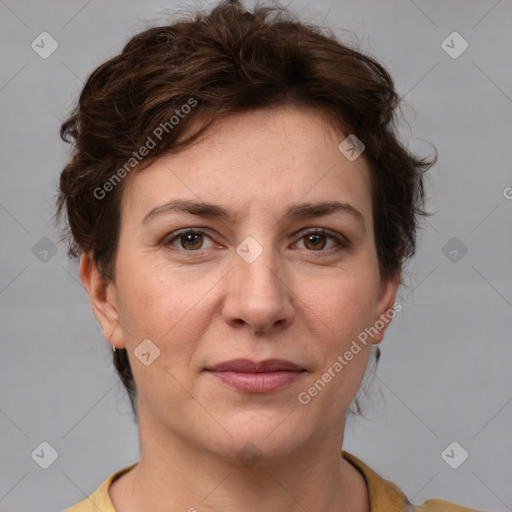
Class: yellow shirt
65,450,485,511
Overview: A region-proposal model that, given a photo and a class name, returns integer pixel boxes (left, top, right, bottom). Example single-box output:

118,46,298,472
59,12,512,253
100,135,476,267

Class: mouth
204,359,307,393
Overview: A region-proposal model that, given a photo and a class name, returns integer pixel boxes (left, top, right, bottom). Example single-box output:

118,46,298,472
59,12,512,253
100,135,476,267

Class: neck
109,412,370,512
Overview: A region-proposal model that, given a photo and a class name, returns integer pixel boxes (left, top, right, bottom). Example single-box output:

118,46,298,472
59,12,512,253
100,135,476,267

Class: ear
372,270,401,345
79,252,126,349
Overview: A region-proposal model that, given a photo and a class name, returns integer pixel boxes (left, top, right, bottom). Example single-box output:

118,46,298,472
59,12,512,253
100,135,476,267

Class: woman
55,1,485,510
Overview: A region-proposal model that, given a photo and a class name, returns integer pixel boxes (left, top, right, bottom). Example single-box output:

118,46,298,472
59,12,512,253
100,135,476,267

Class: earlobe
79,252,125,349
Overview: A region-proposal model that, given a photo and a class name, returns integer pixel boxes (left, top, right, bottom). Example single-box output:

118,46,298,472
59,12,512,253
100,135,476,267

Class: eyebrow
142,198,367,234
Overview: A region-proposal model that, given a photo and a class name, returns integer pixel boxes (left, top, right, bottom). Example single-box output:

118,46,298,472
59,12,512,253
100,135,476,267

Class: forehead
120,106,373,229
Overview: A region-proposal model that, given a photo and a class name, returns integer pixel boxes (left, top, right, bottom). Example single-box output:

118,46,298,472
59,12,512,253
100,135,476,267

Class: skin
80,105,400,512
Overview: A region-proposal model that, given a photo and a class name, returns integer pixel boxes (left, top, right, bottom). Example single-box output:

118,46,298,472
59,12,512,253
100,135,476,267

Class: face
82,106,399,463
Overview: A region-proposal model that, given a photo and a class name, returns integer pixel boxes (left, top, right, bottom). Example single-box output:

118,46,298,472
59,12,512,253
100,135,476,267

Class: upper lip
206,359,304,373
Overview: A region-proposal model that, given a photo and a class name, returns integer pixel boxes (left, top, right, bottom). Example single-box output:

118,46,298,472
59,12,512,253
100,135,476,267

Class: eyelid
164,227,219,250
294,227,350,251
163,227,349,252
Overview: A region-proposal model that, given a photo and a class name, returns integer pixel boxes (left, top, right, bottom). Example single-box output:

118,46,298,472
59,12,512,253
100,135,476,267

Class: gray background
1,0,511,511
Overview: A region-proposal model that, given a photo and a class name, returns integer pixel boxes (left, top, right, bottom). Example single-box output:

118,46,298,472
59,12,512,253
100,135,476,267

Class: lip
206,359,303,373
205,359,306,393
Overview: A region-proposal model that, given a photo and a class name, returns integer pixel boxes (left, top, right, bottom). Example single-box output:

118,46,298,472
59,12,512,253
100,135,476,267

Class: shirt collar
342,450,414,511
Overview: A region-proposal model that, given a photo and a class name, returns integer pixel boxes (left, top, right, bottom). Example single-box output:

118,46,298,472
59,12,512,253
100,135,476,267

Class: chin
200,409,314,466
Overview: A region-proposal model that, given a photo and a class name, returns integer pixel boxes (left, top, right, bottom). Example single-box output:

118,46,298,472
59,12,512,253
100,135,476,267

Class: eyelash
163,228,349,256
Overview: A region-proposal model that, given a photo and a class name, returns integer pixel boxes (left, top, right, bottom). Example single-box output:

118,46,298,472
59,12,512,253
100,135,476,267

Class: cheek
309,273,378,343
116,268,206,400
117,257,204,336
297,280,377,413
115,262,220,389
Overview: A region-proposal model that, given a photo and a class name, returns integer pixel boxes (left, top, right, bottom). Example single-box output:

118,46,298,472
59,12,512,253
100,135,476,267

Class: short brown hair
54,0,435,418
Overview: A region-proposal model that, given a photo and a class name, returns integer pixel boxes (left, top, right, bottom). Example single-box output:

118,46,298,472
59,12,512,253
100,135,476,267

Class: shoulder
416,499,487,512
342,450,487,512
64,476,112,512
64,463,138,512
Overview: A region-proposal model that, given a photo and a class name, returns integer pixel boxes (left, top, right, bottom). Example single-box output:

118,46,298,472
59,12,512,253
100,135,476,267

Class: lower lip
207,370,305,393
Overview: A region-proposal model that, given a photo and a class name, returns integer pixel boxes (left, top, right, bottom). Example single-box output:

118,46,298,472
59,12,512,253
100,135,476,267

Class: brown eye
179,232,204,250
165,229,214,251
303,233,328,250
296,228,346,253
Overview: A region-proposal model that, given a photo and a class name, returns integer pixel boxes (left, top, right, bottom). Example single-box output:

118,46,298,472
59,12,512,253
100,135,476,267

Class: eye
163,227,349,254
295,228,347,253
164,229,215,251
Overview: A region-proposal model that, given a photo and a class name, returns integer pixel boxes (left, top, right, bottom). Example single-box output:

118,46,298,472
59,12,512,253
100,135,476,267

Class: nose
222,242,295,335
